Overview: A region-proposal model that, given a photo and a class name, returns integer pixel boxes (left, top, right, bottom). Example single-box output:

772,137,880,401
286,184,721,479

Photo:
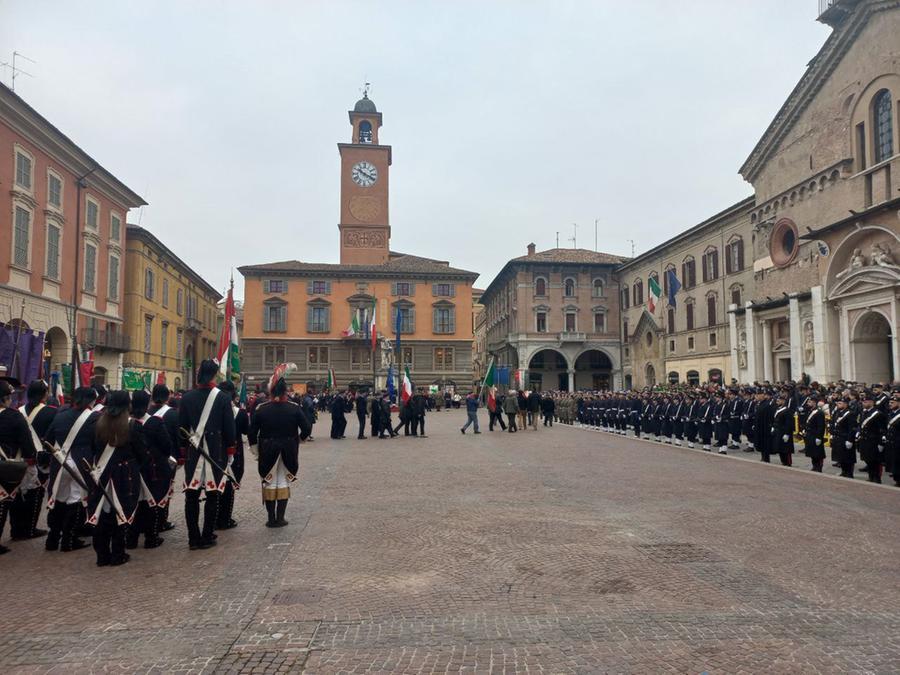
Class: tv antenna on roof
569,223,577,249
0,51,36,92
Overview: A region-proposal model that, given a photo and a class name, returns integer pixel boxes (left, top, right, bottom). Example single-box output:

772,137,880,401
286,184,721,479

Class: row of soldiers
0,359,322,564
550,383,900,485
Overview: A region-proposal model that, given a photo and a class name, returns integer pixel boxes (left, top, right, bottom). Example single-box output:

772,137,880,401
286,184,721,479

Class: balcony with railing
80,327,131,352
184,317,204,333
558,332,586,343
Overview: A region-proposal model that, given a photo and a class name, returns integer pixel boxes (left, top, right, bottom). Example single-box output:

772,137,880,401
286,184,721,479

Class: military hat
105,390,131,417
0,376,20,398
861,390,876,402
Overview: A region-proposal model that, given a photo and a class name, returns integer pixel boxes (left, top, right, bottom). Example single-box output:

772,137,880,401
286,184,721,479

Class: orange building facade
240,95,478,392
0,84,145,384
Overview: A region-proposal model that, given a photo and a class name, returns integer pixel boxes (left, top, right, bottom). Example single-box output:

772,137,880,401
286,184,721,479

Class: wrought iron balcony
80,327,131,352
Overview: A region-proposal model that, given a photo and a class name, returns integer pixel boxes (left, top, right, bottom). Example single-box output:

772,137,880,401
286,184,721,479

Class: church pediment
629,310,661,341
829,265,900,299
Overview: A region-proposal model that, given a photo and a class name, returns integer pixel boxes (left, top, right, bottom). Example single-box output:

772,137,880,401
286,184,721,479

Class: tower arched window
359,120,373,144
592,278,604,298
534,277,547,296
725,236,744,274
564,277,576,297
633,279,643,305
621,285,630,309
873,89,894,163
681,256,696,289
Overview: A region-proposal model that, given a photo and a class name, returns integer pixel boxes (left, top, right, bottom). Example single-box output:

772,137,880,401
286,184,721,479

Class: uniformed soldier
43,386,98,552
802,395,827,472
741,389,757,452
754,389,774,462
126,390,175,550
355,390,368,439
87,391,144,567
248,372,311,528
217,380,248,530
9,380,54,541
771,391,795,466
684,393,699,449
0,377,33,555
830,398,857,478
726,388,744,450
178,359,236,550
884,390,900,487
698,392,713,451
713,392,730,454
148,384,179,532
857,391,887,483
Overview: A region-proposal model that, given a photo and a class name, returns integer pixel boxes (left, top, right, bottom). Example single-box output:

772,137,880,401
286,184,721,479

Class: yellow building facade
123,225,221,391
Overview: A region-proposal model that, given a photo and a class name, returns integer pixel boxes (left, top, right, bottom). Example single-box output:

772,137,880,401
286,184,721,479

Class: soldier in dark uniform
411,389,427,437
660,396,674,444
43,386,97,552
248,374,311,528
830,397,857,478
149,384,179,532
216,380,247,530
771,391,794,466
87,391,144,567
178,359,236,550
754,389,773,462
12,380,56,540
698,392,713,451
802,395,826,472
884,390,900,487
0,378,32,554
713,392,730,454
741,389,757,452
355,390,368,439
540,393,554,427
857,391,887,483
670,394,685,446
683,393,698,449
126,390,175,549
726,388,743,450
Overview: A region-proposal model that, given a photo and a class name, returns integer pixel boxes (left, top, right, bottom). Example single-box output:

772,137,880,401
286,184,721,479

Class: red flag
156,371,166,385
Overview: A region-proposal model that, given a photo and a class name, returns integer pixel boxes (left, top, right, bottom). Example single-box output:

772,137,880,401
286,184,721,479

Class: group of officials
563,382,900,485
0,359,316,565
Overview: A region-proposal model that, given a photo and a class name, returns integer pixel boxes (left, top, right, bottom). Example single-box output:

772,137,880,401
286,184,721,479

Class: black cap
131,390,150,412
74,386,98,407
105,390,131,416
861,391,875,402
151,383,170,403
197,359,219,385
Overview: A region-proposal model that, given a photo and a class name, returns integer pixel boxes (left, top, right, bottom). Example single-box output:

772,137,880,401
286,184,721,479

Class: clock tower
338,92,392,265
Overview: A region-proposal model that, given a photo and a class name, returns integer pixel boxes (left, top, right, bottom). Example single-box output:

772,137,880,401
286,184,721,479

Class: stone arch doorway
45,326,68,374
853,311,893,383
573,349,613,391
528,349,569,391
645,363,656,387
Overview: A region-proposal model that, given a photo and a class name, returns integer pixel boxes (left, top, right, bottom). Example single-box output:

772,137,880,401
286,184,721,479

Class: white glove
845,441,852,449
167,456,177,470
878,445,884,452
782,435,789,442
770,427,775,434
815,439,821,446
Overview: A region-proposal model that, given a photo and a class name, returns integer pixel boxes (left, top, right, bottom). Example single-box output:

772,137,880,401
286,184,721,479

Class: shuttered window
395,306,415,333
307,305,329,332
265,279,287,294
433,306,455,334
432,283,455,297
308,280,331,295
264,304,287,332
392,281,414,296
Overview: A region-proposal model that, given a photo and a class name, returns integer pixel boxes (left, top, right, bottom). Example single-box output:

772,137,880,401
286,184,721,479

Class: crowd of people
2,366,897,565
522,381,899,485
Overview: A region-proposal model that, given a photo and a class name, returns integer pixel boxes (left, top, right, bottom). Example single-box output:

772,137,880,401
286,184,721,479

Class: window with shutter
686,302,695,330
667,308,675,334
725,243,732,274
263,280,270,293
707,295,717,326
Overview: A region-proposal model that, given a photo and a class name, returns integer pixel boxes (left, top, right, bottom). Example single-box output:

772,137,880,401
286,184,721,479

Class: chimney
527,242,536,256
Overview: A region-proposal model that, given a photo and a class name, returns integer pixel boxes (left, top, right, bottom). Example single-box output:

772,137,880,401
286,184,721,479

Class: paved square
2,410,899,673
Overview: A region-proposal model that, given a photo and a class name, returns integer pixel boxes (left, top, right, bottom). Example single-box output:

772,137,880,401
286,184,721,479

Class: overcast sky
1,1,831,298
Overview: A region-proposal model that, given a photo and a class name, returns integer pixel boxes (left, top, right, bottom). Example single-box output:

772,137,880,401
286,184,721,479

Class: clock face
351,161,378,187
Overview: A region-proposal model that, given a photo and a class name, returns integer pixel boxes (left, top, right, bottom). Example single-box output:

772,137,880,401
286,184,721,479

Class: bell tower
338,90,392,265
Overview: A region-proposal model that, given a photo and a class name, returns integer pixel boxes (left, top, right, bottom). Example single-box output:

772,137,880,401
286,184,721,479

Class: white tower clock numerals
351,161,378,187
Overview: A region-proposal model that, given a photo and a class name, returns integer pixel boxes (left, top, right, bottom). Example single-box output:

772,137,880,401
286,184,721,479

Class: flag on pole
482,358,495,388
326,368,335,390
666,268,682,308
370,300,378,350
401,365,413,403
342,308,361,337
387,364,395,400
217,280,240,381
648,274,661,313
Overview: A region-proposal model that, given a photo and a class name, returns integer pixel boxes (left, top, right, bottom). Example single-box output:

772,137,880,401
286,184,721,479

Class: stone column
788,295,802,381
761,319,773,382
745,303,757,383
810,285,829,381
727,304,739,382
891,296,900,382
567,369,575,392
839,304,851,379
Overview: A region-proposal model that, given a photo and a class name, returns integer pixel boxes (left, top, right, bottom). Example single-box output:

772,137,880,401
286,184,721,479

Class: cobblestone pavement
2,410,899,674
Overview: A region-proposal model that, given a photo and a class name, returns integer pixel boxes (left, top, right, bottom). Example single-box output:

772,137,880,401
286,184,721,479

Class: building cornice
0,84,146,209
126,225,223,301
739,0,900,183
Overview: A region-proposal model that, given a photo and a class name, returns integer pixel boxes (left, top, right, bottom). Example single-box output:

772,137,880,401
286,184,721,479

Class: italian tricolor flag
326,368,335,390
400,365,413,403
370,300,378,349
342,309,360,337
217,281,240,381
648,274,661,313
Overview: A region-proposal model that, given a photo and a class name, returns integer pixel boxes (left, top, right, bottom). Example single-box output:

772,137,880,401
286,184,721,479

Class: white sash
86,444,129,525
153,404,171,419
185,389,223,491
860,410,882,430
48,408,94,508
889,412,900,429
192,389,221,451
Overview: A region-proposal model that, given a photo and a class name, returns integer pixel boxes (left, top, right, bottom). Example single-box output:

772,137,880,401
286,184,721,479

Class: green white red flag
648,275,661,313
217,281,240,381
401,365,413,403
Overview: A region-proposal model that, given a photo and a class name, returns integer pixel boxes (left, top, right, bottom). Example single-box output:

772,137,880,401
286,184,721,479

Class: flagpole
478,355,495,403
